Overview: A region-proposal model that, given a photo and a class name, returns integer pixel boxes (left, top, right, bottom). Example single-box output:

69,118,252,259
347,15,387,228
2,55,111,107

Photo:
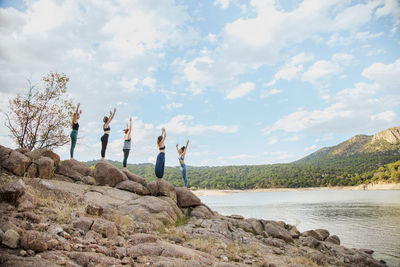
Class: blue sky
0,0,399,166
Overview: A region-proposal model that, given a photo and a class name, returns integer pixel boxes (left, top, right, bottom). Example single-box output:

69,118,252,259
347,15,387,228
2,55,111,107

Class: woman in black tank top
101,107,116,160
70,103,82,159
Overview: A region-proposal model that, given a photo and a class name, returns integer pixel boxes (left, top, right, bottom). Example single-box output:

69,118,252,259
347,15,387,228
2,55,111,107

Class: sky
0,0,399,167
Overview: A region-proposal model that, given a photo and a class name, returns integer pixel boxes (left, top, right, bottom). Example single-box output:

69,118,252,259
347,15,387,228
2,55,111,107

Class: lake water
199,190,400,267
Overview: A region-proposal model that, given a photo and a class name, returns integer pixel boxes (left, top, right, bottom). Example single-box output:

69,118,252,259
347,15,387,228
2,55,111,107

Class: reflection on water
199,190,400,267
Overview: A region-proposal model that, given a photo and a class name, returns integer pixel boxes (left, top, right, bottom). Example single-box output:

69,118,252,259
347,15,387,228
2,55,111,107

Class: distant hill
297,127,400,162
85,127,400,189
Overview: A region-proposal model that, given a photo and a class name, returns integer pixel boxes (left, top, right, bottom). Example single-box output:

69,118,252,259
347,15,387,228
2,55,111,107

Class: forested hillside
86,127,400,189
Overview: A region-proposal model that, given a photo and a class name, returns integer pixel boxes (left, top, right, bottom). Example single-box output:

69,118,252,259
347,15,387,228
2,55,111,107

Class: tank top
123,138,131,150
72,122,79,130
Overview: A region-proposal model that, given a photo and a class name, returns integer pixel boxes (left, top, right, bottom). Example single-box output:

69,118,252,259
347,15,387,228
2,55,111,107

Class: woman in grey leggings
122,117,132,171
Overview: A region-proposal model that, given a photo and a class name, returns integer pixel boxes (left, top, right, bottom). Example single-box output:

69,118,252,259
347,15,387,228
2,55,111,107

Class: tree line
86,152,400,189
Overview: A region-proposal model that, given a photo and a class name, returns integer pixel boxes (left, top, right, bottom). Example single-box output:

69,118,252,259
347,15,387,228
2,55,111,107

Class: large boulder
93,161,127,187
123,170,147,186
190,205,215,219
1,150,31,176
0,145,12,161
0,179,26,204
175,187,201,208
34,157,55,179
147,179,177,203
20,230,48,252
119,196,180,225
326,234,340,245
57,159,91,182
25,149,60,167
302,230,324,241
262,220,293,243
115,180,149,195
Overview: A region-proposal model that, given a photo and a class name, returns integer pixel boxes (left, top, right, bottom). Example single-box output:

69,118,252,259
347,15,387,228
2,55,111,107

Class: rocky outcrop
115,180,149,195
175,187,201,208
148,179,177,203
123,170,147,186
1,150,31,176
57,159,91,182
372,127,400,144
0,147,389,267
93,161,127,187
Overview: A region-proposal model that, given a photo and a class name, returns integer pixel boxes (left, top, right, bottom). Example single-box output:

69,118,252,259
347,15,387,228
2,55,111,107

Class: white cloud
362,58,400,89
274,52,314,81
226,82,256,99
284,135,301,142
304,145,317,152
260,89,281,98
142,77,156,89
302,53,353,85
166,102,183,110
120,78,139,92
160,115,238,135
375,0,400,33
264,81,398,135
302,60,341,84
267,136,278,145
370,111,397,122
214,0,232,9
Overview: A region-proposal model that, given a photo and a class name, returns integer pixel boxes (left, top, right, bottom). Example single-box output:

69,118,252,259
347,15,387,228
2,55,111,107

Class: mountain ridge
297,127,400,163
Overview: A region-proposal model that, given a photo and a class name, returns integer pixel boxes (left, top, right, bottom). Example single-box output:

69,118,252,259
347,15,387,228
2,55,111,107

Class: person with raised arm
101,107,116,160
155,128,166,178
122,117,132,171
176,139,189,188
70,103,82,159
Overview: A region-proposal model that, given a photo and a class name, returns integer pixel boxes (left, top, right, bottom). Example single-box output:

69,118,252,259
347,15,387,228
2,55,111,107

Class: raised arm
162,128,166,142
127,117,132,136
176,144,180,154
105,107,117,127
75,103,80,115
72,103,80,123
183,139,189,157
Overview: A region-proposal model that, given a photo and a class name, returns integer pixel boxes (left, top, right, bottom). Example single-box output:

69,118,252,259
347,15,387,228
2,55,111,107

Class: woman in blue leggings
70,103,82,159
176,139,189,187
155,128,166,178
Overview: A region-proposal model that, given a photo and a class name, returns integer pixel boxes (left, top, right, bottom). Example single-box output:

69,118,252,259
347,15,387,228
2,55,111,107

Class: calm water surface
199,190,400,267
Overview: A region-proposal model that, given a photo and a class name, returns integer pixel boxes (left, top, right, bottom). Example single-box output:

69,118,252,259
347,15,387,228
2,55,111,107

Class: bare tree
5,72,74,150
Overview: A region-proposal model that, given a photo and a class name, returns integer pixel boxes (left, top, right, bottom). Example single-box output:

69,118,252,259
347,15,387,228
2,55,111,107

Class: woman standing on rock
155,128,166,178
122,117,132,171
101,107,116,161
70,103,82,159
176,139,189,187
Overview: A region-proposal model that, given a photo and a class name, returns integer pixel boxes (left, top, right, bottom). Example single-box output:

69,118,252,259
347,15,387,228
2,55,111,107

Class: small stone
0,179,26,204
21,230,48,252
86,203,103,216
73,217,94,234
19,249,27,257
221,255,229,261
2,229,20,248
27,249,35,256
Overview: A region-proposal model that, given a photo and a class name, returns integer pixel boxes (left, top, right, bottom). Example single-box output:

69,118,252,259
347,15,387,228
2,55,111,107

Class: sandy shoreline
193,183,400,196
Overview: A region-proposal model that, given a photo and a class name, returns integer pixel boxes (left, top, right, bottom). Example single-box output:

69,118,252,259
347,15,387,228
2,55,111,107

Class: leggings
155,152,165,178
181,163,187,187
101,134,109,158
123,149,130,167
70,130,78,158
